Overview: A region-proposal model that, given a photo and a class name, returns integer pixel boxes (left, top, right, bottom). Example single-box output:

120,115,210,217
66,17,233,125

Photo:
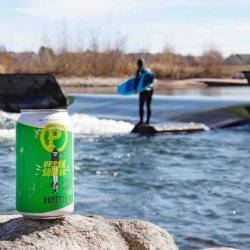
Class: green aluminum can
16,109,74,219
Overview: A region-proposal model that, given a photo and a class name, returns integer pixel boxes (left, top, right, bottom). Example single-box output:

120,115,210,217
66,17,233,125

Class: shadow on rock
0,217,65,241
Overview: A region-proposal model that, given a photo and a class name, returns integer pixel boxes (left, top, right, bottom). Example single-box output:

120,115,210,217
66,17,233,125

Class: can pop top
16,109,74,219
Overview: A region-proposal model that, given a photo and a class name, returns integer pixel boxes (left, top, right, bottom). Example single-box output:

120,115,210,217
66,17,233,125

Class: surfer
135,59,154,125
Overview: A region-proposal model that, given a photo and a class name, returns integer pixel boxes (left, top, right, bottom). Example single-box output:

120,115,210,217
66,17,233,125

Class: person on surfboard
134,59,154,125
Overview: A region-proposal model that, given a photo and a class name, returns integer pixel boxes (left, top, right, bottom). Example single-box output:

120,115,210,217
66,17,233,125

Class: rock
201,248,239,250
0,214,178,250
131,123,208,135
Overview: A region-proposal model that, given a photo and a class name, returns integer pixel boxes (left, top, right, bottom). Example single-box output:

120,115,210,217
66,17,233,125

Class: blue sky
0,0,250,55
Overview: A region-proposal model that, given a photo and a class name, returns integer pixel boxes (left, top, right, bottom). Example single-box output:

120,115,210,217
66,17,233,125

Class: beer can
16,109,74,219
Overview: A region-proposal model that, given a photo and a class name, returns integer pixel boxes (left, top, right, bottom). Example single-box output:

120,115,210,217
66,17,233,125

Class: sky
0,0,250,56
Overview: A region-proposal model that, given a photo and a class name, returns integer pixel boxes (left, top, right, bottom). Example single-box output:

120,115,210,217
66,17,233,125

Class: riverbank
57,77,248,95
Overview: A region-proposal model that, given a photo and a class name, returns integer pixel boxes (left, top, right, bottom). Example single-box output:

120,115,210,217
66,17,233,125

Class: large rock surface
201,248,239,250
0,214,178,250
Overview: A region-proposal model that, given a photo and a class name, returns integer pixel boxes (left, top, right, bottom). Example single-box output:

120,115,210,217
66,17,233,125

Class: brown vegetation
0,46,242,79
0,52,12,73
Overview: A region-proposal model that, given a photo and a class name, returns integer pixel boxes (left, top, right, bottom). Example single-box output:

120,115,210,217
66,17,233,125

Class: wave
70,113,133,135
0,129,16,140
0,111,19,129
0,111,133,140
0,111,19,141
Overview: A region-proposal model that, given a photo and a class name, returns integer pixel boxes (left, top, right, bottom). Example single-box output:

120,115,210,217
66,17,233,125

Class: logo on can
40,122,68,193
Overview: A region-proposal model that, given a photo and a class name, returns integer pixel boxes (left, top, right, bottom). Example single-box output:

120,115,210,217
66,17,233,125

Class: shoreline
58,77,248,95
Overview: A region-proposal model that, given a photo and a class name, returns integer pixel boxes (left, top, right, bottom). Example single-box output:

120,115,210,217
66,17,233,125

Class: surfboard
117,72,155,95
117,77,136,95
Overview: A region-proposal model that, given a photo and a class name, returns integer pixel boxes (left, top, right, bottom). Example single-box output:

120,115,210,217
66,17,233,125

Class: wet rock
131,123,208,135
0,214,178,250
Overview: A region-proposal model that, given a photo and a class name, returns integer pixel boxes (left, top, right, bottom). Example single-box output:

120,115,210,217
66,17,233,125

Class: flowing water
1,88,250,249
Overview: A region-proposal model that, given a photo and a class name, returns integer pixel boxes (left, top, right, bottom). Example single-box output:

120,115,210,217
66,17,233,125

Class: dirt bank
58,77,205,95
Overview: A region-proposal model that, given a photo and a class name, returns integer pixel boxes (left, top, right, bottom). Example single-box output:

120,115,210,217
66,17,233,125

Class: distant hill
224,54,250,65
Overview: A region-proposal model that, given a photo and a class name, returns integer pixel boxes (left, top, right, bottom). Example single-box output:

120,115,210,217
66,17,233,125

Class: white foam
0,111,133,140
0,129,15,140
0,111,19,140
0,111,19,129
70,113,133,135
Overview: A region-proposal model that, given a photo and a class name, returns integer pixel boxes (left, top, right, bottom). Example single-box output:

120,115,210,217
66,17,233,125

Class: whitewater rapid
0,111,134,141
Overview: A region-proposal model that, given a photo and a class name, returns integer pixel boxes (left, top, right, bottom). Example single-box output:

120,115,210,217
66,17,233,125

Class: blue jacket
134,67,154,92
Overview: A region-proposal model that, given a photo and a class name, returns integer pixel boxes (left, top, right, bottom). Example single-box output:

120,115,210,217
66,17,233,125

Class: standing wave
70,113,133,135
0,111,133,140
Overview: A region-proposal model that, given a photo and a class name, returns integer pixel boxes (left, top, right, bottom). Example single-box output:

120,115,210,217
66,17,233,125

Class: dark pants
139,89,153,124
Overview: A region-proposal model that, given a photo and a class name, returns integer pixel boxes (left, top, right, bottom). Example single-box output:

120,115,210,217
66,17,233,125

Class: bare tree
0,45,7,52
200,47,225,77
57,19,69,53
88,28,100,52
75,26,85,52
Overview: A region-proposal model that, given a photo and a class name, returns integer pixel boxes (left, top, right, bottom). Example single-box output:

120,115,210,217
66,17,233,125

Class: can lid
21,109,67,113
